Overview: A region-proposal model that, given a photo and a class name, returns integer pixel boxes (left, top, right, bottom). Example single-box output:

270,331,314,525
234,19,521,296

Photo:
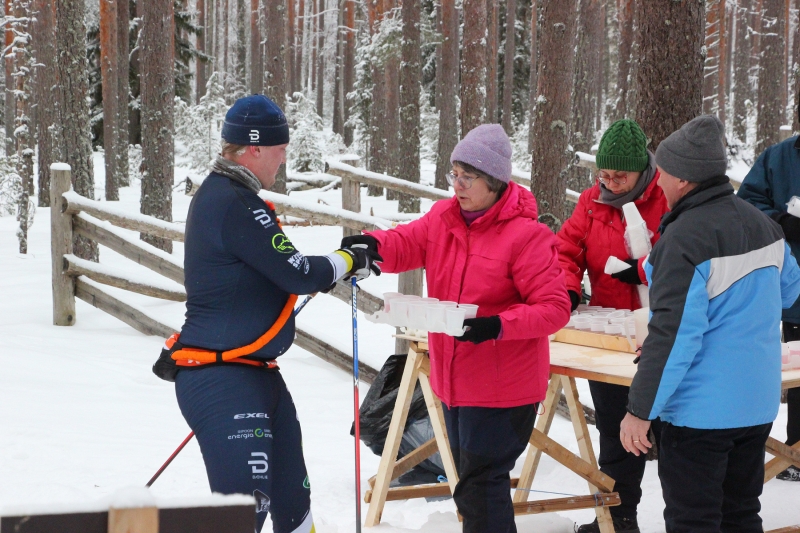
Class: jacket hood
446,181,539,227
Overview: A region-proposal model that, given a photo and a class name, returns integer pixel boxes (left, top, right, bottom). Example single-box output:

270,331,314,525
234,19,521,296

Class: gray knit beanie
655,115,727,182
450,124,512,183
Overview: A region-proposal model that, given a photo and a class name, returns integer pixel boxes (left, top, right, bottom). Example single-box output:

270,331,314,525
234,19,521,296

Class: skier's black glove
610,258,642,285
568,290,581,311
338,245,383,280
455,316,502,344
341,234,380,255
771,212,800,245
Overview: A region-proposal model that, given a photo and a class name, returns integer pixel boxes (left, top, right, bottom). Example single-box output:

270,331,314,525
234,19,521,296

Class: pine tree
100,0,122,201
756,0,786,154
461,0,487,134
140,0,175,253
398,0,421,213
500,0,516,135
634,0,704,150
287,91,324,172
31,0,56,207
264,0,287,193
175,72,227,175
732,0,753,146
435,0,459,190
12,0,34,253
530,0,577,231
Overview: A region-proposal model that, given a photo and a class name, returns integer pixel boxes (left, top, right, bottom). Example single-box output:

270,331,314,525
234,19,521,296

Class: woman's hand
455,316,502,344
620,412,652,456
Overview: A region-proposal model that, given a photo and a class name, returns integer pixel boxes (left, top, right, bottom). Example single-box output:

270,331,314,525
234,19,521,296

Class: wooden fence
49,164,380,383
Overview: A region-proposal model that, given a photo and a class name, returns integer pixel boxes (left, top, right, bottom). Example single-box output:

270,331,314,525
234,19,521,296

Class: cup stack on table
365,293,479,338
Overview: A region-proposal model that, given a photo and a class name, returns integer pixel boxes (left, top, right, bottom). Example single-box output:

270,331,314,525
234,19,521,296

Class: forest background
2,0,800,253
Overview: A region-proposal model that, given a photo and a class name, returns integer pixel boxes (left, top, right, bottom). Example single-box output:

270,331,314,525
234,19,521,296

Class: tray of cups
363,292,478,337
554,306,638,353
783,342,800,372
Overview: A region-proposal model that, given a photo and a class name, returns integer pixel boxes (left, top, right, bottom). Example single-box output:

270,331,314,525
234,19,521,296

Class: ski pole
351,275,362,533
145,294,316,488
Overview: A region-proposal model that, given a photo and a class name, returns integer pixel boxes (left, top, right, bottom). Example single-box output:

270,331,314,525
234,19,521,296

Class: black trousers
589,381,661,520
782,322,800,446
442,403,537,533
659,422,771,533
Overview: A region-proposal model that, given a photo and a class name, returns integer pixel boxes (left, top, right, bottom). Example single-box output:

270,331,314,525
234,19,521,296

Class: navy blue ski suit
175,173,343,533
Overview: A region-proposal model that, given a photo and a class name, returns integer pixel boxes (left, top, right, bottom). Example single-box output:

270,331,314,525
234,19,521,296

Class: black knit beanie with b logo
221,94,290,146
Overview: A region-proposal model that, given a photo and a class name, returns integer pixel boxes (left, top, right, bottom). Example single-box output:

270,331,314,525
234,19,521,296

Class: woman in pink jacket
342,124,571,533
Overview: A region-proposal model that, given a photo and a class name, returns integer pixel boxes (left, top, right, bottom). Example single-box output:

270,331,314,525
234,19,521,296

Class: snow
2,152,799,532
64,191,187,236
50,162,71,171
64,253,186,296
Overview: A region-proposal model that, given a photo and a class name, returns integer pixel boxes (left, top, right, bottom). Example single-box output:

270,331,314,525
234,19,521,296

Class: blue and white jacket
627,178,800,429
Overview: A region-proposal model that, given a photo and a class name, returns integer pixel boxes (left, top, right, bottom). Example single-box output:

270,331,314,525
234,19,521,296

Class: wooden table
363,338,621,530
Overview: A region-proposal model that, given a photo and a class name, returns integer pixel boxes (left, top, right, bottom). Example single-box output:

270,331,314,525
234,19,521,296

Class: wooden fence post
341,174,361,238
50,163,75,326
396,269,424,353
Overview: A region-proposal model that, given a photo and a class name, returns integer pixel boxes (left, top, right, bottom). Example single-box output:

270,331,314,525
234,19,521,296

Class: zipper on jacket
458,227,471,303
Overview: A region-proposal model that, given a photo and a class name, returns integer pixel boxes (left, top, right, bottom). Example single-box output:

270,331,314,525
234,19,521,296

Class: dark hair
452,161,508,195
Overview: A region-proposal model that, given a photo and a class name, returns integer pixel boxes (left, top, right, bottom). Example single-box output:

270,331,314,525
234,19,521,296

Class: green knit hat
595,119,649,172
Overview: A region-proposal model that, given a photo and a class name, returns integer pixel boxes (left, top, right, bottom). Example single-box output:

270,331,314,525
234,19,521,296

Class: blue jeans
175,365,312,533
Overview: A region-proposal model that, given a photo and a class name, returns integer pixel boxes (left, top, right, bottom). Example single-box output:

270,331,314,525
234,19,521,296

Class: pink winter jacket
367,181,571,408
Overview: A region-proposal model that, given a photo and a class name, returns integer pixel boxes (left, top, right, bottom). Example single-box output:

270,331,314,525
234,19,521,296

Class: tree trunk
485,0,498,123
236,0,247,85
567,0,603,193
718,0,728,125
435,0,459,190
794,0,800,132
287,0,295,95
398,0,421,213
703,0,723,116
196,0,207,102
4,0,15,157
501,0,516,134
527,0,538,154
140,0,175,252
756,0,786,153
100,0,121,201
634,0,704,151
315,0,324,117
264,0,288,193
615,0,634,120
116,0,130,186
296,0,304,92
250,0,263,93
332,0,344,138
343,0,355,145
367,0,385,195
383,0,401,200
461,0,487,134
13,0,33,253
56,0,98,260
32,0,57,207
733,0,752,144
530,0,577,232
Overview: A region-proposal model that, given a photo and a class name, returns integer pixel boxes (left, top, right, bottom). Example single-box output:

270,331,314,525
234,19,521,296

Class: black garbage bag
351,354,444,476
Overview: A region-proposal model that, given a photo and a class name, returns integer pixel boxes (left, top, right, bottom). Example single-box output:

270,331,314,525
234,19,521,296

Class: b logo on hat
249,129,260,142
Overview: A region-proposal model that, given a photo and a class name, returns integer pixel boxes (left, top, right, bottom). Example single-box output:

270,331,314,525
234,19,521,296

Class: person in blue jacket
738,123,800,482
173,94,380,533
619,115,800,532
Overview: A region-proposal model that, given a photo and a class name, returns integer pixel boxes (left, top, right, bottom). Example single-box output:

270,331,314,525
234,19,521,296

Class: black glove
341,234,380,255
568,290,581,311
455,316,502,344
610,258,642,285
339,245,383,280
771,212,800,244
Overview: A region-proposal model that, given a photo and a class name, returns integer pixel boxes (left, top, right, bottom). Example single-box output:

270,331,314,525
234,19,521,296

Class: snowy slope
1,155,798,532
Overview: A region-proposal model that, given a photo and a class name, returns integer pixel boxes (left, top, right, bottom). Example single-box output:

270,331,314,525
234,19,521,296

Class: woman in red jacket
557,119,668,533
343,124,571,533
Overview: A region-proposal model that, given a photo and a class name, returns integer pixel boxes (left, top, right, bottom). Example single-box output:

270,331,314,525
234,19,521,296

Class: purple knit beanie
450,124,513,183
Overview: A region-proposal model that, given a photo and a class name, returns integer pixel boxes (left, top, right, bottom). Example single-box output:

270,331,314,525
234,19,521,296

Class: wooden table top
549,341,800,390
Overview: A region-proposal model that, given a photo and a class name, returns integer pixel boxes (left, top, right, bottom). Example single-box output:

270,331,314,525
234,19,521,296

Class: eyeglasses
596,171,630,186
446,171,482,189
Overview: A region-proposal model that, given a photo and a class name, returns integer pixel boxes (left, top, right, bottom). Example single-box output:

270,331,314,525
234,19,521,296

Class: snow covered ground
1,154,798,532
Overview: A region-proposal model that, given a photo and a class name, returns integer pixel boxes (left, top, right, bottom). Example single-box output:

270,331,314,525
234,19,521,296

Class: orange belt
168,294,298,368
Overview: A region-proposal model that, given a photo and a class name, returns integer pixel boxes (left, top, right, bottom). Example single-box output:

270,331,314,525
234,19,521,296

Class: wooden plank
75,278,175,338
108,506,159,533
364,347,426,526
765,527,800,533
553,328,636,354
158,505,255,533
764,438,800,482
73,214,185,284
64,192,185,242
549,365,633,387
1,512,107,533
528,429,615,493
766,437,800,468
64,255,186,302
562,376,616,533
326,279,384,315
513,493,620,515
50,166,76,326
327,163,452,201
294,326,378,385
367,478,524,504
418,371,459,494
389,438,437,481
341,174,361,238
514,376,563,503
